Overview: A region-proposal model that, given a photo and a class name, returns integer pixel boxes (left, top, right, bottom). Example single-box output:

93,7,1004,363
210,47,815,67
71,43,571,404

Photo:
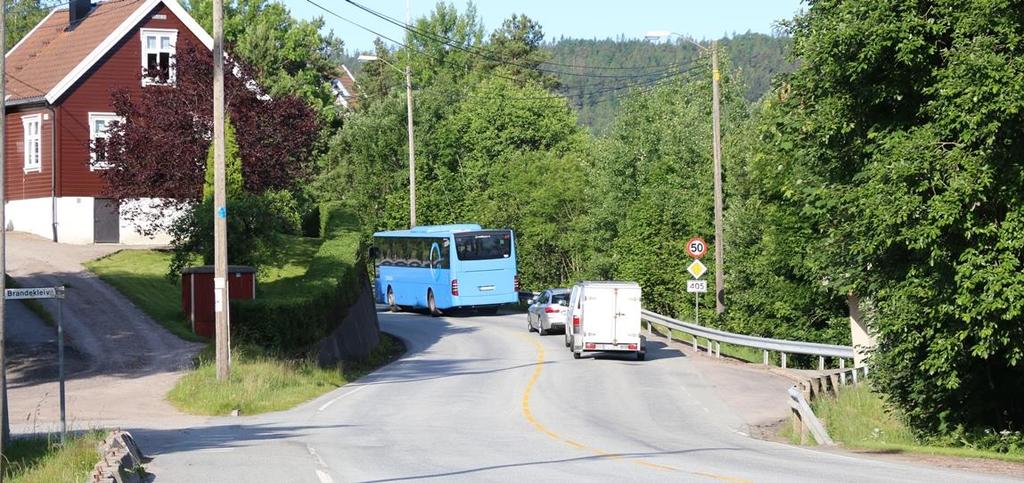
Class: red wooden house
3,0,212,244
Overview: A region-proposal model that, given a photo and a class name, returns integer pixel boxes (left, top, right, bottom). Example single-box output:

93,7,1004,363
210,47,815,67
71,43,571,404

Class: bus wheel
387,287,399,312
428,290,440,317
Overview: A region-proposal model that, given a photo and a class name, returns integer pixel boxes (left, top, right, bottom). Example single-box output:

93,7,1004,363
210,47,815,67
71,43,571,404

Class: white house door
93,198,120,243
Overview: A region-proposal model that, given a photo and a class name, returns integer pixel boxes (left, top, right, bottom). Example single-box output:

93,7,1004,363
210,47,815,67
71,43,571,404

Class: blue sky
285,0,806,53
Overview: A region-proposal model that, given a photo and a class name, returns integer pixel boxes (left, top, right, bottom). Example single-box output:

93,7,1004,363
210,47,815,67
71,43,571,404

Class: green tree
5,1,56,51
171,118,300,276
184,0,345,124
751,0,1024,435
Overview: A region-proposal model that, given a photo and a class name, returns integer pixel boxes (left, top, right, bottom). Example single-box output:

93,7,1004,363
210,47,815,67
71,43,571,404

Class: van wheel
573,351,581,360
387,287,399,312
564,334,570,347
427,290,440,317
636,351,646,361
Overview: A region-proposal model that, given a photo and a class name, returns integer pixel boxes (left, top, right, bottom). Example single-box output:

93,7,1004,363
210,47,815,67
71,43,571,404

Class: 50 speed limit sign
686,237,708,259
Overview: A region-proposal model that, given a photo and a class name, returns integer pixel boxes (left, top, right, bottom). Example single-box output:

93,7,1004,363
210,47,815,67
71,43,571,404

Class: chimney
69,0,91,26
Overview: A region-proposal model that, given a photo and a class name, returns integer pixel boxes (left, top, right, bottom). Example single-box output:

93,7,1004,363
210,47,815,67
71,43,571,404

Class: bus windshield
454,230,512,261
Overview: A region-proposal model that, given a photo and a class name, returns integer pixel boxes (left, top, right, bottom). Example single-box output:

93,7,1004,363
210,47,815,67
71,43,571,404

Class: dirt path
5,232,205,432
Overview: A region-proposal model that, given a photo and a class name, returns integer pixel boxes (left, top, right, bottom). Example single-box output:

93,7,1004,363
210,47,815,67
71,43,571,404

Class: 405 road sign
686,237,708,259
687,280,708,293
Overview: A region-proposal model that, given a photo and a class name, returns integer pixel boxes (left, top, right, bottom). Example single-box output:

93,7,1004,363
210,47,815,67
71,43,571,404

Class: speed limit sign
686,237,708,259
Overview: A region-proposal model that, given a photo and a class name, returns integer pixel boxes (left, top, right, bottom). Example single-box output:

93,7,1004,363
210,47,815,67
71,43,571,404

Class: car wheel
527,315,535,332
573,351,582,360
387,287,399,312
564,333,570,347
539,320,548,336
636,351,646,361
428,290,440,317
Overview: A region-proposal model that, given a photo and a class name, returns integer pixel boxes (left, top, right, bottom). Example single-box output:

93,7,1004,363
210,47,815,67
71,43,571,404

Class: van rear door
583,286,617,343
614,286,642,344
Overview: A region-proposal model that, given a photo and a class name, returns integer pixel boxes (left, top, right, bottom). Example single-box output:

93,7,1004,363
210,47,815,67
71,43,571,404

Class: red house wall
57,3,204,198
4,106,54,201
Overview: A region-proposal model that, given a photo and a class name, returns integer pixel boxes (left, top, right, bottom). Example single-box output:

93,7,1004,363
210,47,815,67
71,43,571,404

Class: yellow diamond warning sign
687,259,707,279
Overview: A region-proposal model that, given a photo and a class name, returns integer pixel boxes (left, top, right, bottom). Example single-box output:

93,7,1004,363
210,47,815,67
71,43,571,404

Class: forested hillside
546,32,793,133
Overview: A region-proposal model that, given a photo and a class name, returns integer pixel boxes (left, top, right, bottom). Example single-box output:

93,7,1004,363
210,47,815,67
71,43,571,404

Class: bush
168,191,301,277
230,202,364,354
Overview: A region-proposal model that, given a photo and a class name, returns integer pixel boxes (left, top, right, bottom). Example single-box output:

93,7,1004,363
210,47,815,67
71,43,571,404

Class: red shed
181,265,256,338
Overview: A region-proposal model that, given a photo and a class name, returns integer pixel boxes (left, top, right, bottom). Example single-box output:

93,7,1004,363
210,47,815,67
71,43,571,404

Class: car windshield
454,230,512,261
551,293,569,304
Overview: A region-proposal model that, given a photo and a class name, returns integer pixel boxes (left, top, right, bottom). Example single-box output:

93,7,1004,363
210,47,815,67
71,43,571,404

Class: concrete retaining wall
317,274,381,365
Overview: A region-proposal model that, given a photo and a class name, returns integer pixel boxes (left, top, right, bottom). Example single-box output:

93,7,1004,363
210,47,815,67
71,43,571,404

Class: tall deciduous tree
100,42,319,233
184,0,345,124
4,0,54,51
749,0,1024,435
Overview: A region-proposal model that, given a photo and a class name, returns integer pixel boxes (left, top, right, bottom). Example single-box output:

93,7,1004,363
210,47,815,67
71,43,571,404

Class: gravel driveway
5,231,205,432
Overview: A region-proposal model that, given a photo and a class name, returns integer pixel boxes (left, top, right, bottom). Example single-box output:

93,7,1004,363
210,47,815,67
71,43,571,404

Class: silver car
527,288,570,335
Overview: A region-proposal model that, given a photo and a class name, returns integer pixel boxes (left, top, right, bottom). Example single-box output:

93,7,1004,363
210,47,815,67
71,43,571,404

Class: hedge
230,202,365,353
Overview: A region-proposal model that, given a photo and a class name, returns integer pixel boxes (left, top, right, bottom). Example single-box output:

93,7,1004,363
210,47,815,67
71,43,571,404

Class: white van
564,281,645,360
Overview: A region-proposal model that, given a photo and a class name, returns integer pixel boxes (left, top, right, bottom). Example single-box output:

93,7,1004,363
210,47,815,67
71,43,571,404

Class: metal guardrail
787,386,835,446
641,309,855,361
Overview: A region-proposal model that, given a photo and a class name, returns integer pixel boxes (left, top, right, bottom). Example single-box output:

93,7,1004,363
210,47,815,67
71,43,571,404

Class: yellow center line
516,333,752,483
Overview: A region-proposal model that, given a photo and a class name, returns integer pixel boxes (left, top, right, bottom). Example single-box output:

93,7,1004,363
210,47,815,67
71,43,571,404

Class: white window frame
22,114,42,173
140,28,178,86
89,112,122,171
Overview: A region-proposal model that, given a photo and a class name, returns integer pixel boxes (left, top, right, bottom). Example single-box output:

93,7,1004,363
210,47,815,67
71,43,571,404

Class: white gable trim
45,0,214,105
5,8,59,60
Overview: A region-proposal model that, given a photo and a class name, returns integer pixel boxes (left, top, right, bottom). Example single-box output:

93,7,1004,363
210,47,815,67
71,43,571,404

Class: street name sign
686,237,708,259
687,259,708,279
687,280,708,293
5,287,62,300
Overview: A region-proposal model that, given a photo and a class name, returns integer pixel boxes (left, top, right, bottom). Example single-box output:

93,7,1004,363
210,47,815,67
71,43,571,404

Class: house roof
332,64,359,109
4,0,213,105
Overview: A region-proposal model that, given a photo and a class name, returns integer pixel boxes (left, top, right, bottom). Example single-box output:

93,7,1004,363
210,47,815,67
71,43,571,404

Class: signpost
5,287,67,444
685,238,708,325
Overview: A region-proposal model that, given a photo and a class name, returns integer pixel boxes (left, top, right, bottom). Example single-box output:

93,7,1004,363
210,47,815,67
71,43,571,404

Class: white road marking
307,444,328,468
315,469,334,483
318,384,370,412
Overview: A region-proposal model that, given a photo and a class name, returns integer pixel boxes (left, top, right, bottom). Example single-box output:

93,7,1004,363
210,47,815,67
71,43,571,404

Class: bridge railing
640,309,855,369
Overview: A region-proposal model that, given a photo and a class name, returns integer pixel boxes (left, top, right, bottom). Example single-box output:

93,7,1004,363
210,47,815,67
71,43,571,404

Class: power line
306,0,697,99
342,0,680,80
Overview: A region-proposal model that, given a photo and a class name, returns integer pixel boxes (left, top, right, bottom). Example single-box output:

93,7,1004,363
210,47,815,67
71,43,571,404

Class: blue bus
370,224,519,314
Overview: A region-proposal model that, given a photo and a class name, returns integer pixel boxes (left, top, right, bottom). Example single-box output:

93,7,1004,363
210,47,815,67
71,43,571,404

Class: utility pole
405,0,416,228
213,0,231,381
711,41,725,314
1,1,9,459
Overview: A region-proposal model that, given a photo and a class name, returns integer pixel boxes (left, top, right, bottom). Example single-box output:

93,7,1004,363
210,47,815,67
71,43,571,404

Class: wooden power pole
711,41,725,314
212,0,231,381
1,0,9,459
405,0,416,228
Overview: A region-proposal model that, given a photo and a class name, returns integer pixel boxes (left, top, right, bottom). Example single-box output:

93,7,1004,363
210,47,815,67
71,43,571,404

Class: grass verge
794,384,1024,463
168,332,404,415
2,431,106,483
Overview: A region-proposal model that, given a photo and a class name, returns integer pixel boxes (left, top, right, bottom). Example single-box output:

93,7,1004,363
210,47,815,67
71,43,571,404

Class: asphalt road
136,311,1020,482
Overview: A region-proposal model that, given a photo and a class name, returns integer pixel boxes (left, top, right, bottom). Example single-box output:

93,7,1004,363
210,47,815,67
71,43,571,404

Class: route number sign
686,237,708,259
687,280,707,293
